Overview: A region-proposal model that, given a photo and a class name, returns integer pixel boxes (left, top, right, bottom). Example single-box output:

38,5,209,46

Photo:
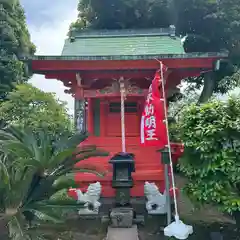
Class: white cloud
28,7,78,115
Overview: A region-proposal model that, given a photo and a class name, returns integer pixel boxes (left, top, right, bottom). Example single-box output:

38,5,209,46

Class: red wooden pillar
100,99,106,137
87,98,93,134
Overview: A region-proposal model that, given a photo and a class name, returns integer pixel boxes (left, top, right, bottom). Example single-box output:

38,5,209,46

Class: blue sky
20,0,78,26
20,0,79,115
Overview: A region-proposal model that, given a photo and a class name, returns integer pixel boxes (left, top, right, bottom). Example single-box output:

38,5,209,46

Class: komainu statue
144,181,167,214
74,182,102,215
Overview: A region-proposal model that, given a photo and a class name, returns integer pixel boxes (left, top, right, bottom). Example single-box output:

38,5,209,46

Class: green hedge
177,97,240,214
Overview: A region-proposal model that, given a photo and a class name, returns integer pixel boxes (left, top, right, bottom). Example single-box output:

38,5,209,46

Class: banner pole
164,163,171,225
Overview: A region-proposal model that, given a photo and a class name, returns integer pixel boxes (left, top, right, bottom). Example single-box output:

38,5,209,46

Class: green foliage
173,0,240,58
71,0,171,30
0,0,35,99
0,83,73,137
0,126,108,239
178,97,240,214
177,0,240,101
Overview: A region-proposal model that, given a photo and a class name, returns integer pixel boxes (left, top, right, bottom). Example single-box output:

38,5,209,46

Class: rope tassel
120,78,126,153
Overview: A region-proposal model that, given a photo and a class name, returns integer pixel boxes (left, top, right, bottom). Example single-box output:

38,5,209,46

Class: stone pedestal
110,207,134,228
106,225,139,240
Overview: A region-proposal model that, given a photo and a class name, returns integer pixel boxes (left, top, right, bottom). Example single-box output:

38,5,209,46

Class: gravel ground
138,223,240,240
59,222,239,240
70,175,238,240
0,175,238,239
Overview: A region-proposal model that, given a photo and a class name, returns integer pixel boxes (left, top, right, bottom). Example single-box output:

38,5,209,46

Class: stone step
106,225,139,240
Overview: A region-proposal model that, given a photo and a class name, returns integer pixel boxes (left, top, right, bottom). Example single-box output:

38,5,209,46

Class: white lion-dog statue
75,182,102,215
144,181,167,214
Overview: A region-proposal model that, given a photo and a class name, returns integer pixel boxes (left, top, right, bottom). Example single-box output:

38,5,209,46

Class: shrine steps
74,168,165,198
76,149,165,197
78,139,164,170
76,137,181,197
79,136,182,168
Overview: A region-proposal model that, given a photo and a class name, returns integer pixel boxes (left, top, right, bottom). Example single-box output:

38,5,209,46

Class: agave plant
0,126,108,240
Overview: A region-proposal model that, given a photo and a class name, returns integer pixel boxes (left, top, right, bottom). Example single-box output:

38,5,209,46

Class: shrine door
106,101,140,137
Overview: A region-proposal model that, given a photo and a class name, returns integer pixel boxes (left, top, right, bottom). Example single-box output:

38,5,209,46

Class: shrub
0,126,108,239
177,97,240,216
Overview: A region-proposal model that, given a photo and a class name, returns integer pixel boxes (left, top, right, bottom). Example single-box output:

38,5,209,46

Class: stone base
78,208,99,215
147,206,167,215
106,225,139,240
110,207,134,228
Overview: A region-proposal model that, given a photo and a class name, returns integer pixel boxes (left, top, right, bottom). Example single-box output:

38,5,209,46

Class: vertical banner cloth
141,63,168,147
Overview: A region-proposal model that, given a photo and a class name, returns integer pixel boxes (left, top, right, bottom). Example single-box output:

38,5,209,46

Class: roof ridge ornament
169,25,176,37
70,27,177,39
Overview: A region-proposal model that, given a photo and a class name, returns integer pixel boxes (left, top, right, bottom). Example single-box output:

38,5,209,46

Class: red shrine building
29,27,227,198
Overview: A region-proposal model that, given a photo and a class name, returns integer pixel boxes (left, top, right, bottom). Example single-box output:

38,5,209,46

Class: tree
70,0,171,30
0,126,108,239
175,0,239,102
168,85,200,142
0,0,35,100
71,0,240,103
177,97,240,226
0,83,73,137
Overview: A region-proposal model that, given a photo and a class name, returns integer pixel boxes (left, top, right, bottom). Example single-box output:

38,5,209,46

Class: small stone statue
144,181,167,214
74,182,102,215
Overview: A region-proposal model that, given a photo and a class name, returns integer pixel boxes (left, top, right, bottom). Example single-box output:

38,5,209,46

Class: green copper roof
62,28,185,57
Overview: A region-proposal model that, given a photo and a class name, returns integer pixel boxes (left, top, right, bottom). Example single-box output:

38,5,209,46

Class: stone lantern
109,152,135,228
109,152,135,206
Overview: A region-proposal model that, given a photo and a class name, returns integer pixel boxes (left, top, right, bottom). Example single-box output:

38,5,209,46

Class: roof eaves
26,52,229,61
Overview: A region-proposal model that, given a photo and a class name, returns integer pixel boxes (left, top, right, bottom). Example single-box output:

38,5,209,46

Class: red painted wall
75,96,183,197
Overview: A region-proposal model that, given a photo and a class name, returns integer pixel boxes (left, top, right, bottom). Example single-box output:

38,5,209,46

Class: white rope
159,62,180,221
120,80,126,152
